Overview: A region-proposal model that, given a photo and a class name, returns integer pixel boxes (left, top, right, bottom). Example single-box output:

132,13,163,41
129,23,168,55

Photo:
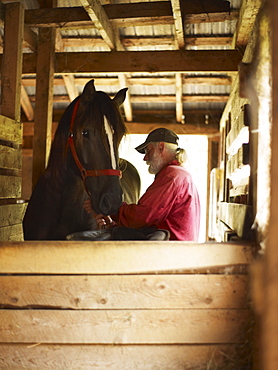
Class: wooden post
263,1,278,369
1,2,24,122
32,27,55,188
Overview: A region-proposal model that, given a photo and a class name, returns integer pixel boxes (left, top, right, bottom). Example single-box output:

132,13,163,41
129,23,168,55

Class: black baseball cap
135,128,179,154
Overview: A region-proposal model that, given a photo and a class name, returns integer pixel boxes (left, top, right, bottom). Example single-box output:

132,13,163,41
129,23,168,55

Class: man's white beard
147,150,164,174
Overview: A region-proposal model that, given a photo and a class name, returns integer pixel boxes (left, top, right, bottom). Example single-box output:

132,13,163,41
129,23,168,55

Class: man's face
143,143,164,174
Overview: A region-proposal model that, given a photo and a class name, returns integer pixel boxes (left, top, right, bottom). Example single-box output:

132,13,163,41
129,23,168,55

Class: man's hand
94,213,116,229
83,199,116,229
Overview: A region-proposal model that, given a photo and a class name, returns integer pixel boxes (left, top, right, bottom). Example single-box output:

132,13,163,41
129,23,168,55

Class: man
91,128,201,241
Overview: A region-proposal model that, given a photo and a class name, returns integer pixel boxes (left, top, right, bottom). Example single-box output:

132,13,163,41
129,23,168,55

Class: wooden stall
0,2,26,240
1,0,278,369
208,0,271,245
0,240,254,369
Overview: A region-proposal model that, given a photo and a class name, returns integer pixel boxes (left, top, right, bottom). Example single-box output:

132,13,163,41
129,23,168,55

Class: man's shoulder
164,163,190,176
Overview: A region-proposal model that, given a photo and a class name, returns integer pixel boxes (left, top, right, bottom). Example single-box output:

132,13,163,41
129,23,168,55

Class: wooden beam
171,0,185,49
62,74,79,102
23,25,37,53
118,74,132,122
61,35,233,49
20,86,34,122
1,2,24,122
32,27,55,188
125,122,219,136
0,2,4,26
175,73,183,122
232,0,262,48
24,2,236,29
23,110,222,135
263,1,278,368
21,76,232,87
79,0,121,50
18,50,242,74
186,35,233,47
28,93,228,104
131,94,229,103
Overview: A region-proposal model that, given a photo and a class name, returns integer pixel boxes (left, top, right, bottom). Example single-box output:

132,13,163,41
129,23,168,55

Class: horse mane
46,91,126,180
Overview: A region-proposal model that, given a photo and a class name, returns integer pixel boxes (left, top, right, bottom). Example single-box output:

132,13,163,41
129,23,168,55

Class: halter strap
68,98,122,181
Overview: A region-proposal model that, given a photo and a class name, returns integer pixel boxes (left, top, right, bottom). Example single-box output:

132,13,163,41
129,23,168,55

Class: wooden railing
0,240,254,369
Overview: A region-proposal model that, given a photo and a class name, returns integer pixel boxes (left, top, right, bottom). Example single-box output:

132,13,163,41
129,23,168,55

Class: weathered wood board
0,144,21,170
0,240,253,370
0,343,250,370
0,241,254,274
0,223,24,241
0,115,22,144
0,175,22,198
0,308,251,344
219,202,253,238
0,274,249,309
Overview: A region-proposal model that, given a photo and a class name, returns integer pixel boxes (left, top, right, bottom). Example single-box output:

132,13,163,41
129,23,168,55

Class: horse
23,79,140,240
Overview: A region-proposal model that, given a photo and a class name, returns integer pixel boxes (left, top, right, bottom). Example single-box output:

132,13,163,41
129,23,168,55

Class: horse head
70,80,128,215
50,79,128,216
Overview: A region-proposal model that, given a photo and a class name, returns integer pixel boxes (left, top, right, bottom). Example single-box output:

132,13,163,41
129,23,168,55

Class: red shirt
114,160,200,241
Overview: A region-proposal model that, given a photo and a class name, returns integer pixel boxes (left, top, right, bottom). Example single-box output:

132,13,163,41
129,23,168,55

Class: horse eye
82,130,89,137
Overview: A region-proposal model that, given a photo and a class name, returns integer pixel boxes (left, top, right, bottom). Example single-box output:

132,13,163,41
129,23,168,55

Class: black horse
23,80,140,240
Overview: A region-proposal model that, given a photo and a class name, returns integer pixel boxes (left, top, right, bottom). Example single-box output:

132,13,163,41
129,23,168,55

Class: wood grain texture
0,241,253,274
0,343,251,369
0,176,21,199
0,115,22,144
0,274,249,309
0,309,251,344
0,203,26,228
0,224,23,241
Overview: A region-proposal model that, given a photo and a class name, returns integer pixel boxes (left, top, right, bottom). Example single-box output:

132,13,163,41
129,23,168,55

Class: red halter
67,98,122,181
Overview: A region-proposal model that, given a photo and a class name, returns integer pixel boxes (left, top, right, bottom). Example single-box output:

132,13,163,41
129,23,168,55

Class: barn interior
0,0,278,369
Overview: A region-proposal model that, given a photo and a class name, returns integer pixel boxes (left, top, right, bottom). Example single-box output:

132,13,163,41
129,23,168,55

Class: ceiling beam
21,86,34,121
23,110,221,135
125,122,219,136
118,74,132,122
231,0,262,48
62,74,79,101
23,25,37,53
79,0,121,50
171,0,185,49
18,50,242,74
24,1,236,29
60,35,232,50
28,94,229,104
22,75,232,87
175,73,183,122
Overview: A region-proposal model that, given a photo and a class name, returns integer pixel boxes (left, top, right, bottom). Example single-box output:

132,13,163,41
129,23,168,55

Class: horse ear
82,79,96,99
113,88,128,107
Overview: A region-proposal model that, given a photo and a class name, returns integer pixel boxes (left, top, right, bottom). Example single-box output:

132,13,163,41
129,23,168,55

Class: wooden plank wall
209,3,269,242
0,2,26,241
0,241,254,369
208,77,253,241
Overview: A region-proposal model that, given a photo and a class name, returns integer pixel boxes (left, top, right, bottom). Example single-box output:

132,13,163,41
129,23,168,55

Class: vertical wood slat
1,2,24,122
264,1,278,369
32,27,55,188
